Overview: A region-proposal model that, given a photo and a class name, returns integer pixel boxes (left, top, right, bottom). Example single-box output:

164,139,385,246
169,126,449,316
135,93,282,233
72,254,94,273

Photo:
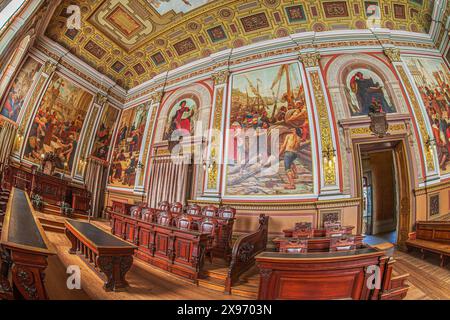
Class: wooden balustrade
224,214,269,294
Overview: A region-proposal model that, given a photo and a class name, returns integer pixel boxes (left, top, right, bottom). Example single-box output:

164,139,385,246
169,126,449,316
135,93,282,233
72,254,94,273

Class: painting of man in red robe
164,97,198,141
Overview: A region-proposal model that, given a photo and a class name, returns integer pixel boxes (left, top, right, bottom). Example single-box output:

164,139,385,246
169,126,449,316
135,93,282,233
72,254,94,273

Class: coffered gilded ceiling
45,0,436,90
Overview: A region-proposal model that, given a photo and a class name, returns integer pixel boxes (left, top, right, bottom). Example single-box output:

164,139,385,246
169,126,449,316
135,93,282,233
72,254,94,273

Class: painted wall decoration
109,103,149,188
24,74,93,173
0,57,41,122
404,57,450,174
91,104,120,161
346,68,396,116
163,96,199,141
225,63,314,196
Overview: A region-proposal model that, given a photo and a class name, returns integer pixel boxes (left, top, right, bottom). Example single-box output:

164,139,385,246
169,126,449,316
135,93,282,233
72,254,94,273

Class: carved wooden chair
202,205,218,218
218,206,236,219
158,201,170,211
170,202,183,214
141,207,155,222
176,215,193,230
130,205,141,219
200,218,216,263
186,204,201,216
330,236,356,252
279,240,308,253
157,210,173,226
292,222,314,238
324,220,342,229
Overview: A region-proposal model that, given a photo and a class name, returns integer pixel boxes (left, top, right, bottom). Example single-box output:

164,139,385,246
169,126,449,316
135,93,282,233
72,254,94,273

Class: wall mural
24,74,93,173
225,63,314,196
163,96,199,141
108,103,149,188
0,57,41,122
91,104,120,161
404,57,450,174
346,68,396,116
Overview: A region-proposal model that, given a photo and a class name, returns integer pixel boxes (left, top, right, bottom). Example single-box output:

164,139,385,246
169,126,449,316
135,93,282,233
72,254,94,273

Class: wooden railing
224,214,269,294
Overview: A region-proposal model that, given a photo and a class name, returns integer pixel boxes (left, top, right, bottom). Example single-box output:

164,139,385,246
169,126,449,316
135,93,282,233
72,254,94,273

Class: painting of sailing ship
404,57,450,174
225,63,314,196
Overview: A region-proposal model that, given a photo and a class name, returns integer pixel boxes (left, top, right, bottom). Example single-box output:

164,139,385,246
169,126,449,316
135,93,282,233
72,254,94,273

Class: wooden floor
43,226,450,300
45,231,245,300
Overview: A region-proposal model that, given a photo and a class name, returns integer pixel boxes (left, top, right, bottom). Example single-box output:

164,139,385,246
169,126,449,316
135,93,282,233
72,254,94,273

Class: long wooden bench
405,221,450,267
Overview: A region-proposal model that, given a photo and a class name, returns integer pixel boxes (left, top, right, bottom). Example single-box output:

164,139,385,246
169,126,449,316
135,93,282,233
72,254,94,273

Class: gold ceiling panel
45,0,435,90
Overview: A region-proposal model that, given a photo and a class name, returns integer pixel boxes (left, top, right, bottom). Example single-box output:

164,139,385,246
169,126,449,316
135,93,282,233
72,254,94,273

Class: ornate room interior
0,0,449,301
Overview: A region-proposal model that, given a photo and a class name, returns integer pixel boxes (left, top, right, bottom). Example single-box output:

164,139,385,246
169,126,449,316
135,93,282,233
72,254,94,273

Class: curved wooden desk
255,248,408,300
0,188,55,300
65,219,137,292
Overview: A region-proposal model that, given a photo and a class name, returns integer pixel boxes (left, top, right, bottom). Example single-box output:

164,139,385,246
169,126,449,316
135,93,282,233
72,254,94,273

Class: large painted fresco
108,103,149,188
404,57,450,174
346,68,396,116
225,63,314,196
0,57,41,122
24,74,93,173
91,104,120,161
163,96,199,141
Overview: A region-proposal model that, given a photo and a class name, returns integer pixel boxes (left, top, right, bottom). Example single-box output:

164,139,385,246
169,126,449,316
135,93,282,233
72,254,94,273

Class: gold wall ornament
300,52,321,68
95,93,108,106
211,70,230,86
42,60,57,76
310,71,336,186
396,65,435,172
206,86,225,190
384,48,401,63
150,91,163,104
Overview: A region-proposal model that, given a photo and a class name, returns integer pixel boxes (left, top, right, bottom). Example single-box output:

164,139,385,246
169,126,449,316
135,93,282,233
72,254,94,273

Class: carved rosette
300,52,321,68
384,48,401,63
396,65,435,172
14,266,39,300
310,71,337,186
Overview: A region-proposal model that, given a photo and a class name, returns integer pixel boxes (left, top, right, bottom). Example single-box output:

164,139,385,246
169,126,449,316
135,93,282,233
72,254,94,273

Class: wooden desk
256,248,393,300
282,226,354,238
110,211,210,281
273,235,364,252
0,188,55,300
65,219,137,292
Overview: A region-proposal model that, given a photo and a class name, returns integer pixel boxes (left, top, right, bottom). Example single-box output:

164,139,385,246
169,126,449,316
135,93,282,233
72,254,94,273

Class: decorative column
300,52,340,196
384,47,439,181
135,91,162,200
13,60,57,160
203,69,229,198
73,93,106,180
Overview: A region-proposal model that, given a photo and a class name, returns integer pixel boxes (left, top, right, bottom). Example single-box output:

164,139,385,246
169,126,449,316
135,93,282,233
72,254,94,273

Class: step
41,223,65,233
231,284,258,299
197,277,225,292
38,217,65,228
201,268,228,281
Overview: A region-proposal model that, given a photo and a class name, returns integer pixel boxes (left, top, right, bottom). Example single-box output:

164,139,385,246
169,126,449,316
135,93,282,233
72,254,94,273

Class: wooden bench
405,221,450,267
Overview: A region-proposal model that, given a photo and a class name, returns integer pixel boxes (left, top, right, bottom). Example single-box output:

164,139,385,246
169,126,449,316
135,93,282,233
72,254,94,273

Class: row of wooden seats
406,221,450,267
0,188,11,234
282,221,354,238
279,235,358,253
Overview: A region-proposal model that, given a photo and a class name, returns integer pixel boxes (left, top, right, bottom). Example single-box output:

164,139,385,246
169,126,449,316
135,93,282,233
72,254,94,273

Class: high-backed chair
218,206,235,219
176,215,193,230
170,202,183,214
200,218,216,263
330,236,356,252
130,205,141,219
141,207,155,222
279,240,308,253
186,204,201,216
202,205,218,217
292,222,313,238
158,201,170,211
157,210,172,226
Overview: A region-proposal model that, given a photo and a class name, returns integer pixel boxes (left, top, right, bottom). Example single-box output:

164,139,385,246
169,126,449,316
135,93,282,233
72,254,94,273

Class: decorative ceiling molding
44,0,436,90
